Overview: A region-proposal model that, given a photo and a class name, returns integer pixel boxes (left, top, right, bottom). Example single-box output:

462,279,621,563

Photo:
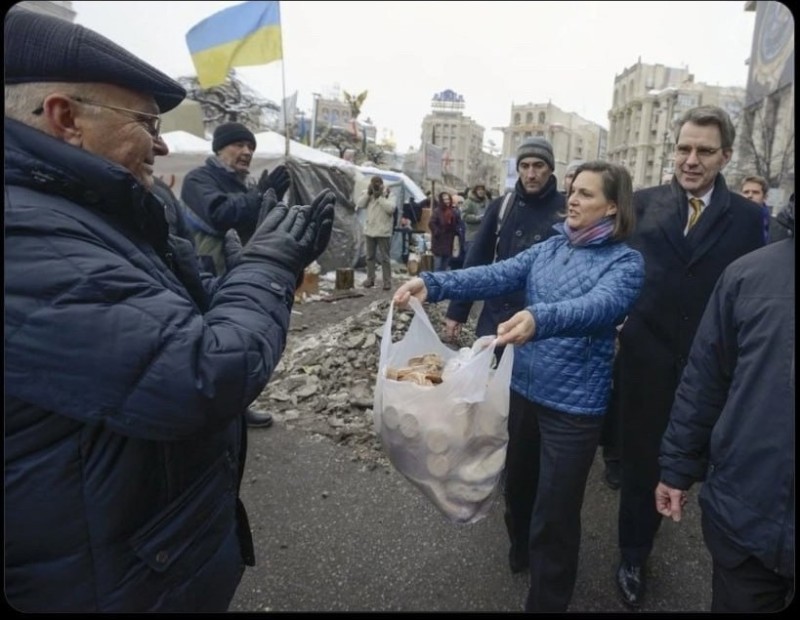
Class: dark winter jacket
769,194,795,243
445,175,565,336
424,224,644,414
152,177,222,297
659,237,795,578
4,118,296,612
619,175,765,368
462,188,489,241
429,203,459,257
180,157,262,273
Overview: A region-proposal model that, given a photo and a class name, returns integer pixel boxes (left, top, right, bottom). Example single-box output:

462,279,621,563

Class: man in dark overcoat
614,106,765,608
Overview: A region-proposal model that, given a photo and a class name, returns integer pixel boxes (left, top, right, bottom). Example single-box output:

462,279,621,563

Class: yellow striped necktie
687,197,703,232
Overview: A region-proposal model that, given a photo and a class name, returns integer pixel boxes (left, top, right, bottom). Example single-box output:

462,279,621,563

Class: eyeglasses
674,144,722,160
33,96,162,139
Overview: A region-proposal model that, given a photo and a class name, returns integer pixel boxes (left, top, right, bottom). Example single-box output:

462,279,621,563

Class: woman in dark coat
429,191,459,271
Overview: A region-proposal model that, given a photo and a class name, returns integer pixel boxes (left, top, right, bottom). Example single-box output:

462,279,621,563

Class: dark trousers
503,390,604,612
711,554,793,612
599,355,621,462
617,347,680,566
702,513,794,612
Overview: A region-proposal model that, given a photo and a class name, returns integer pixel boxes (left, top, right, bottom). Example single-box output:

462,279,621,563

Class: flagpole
277,1,290,157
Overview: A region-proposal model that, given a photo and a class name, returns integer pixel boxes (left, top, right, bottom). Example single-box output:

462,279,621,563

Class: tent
156,130,364,272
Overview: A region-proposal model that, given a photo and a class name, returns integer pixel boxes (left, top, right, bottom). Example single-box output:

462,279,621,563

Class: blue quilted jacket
4,119,296,612
422,224,644,414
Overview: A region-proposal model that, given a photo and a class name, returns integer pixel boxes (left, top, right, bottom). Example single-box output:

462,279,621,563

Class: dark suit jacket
616,175,764,481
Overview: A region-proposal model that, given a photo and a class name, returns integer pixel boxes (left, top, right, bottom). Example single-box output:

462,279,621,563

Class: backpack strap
493,191,515,262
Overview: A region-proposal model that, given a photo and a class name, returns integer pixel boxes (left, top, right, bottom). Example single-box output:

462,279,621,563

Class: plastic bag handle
379,299,396,372
379,297,440,374
407,296,439,337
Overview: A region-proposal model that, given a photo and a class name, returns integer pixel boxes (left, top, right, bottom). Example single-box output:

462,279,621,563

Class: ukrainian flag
186,1,282,89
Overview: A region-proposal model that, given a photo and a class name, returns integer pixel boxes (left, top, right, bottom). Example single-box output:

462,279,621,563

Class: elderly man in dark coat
4,8,333,612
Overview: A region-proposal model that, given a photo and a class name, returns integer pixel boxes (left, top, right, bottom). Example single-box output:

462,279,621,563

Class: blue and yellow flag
186,1,282,88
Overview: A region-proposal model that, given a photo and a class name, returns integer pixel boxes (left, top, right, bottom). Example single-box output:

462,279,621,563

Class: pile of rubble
252,298,478,470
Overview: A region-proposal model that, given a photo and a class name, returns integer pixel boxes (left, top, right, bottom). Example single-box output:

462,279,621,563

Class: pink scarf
563,216,615,247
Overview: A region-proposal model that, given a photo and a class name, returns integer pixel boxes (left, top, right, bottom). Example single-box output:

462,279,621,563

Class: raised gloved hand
240,189,336,277
255,188,279,229
256,165,291,199
307,189,336,265
222,229,244,271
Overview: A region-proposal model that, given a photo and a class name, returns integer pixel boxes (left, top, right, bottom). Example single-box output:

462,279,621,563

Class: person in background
449,194,467,269
739,174,771,243
181,122,291,273
429,191,459,271
461,183,490,257
656,200,793,612
563,159,584,196
444,137,564,348
769,192,794,243
151,176,244,303
393,161,644,612
356,174,395,290
4,7,335,612
181,123,293,429
613,105,765,609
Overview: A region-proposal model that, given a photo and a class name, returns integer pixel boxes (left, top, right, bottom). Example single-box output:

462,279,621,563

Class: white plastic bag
373,297,514,524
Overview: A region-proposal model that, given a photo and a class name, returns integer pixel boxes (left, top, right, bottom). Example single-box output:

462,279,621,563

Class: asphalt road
230,422,712,613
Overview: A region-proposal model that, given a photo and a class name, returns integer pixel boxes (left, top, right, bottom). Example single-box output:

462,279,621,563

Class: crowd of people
4,5,793,614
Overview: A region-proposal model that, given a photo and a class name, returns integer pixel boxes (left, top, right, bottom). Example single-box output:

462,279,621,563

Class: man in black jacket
444,137,564,345
181,124,292,428
656,202,794,612
613,106,765,608
181,123,291,275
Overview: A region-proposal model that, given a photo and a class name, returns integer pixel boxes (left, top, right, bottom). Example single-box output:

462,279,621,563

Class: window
526,112,533,124
514,113,521,125
538,112,546,124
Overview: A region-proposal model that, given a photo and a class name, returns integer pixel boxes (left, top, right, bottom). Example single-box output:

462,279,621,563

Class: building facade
415,90,503,194
497,102,607,191
607,60,745,190
739,0,794,207
311,95,377,151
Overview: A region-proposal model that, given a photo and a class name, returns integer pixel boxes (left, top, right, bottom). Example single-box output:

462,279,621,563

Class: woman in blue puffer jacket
393,161,644,613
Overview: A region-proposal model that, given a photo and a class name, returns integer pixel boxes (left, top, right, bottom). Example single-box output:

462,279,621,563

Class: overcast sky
72,1,757,152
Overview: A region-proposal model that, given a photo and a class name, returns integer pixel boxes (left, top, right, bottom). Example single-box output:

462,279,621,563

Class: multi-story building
311,95,377,150
497,102,607,191
739,0,794,207
607,60,746,190
418,89,503,193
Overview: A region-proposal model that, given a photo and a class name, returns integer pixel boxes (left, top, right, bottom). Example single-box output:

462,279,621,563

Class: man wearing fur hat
444,137,565,574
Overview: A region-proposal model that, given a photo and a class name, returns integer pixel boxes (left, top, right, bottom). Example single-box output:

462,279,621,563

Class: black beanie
516,137,555,170
212,122,257,153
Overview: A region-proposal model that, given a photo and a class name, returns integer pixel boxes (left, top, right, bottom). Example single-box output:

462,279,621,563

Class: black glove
222,229,244,271
257,165,291,199
307,189,336,265
241,191,334,277
255,188,279,229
